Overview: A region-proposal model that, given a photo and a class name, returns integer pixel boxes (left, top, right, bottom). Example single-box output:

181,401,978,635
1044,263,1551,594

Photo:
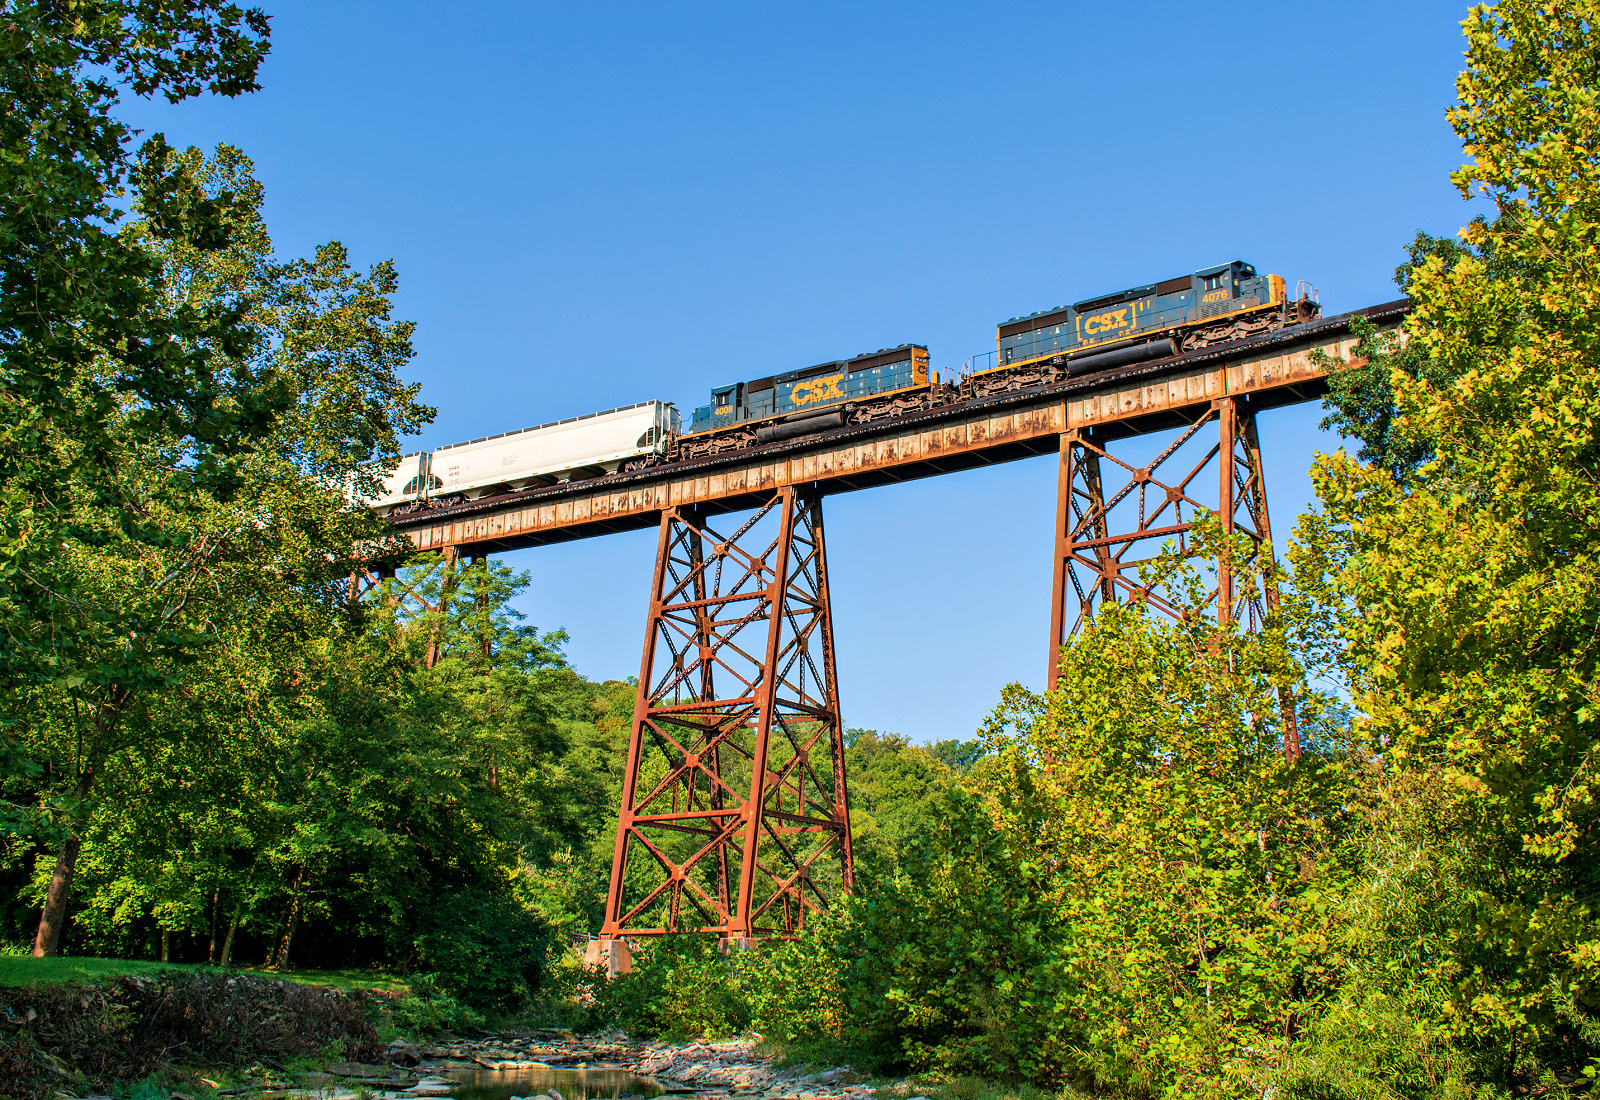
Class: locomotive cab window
714,392,732,408
1202,272,1228,291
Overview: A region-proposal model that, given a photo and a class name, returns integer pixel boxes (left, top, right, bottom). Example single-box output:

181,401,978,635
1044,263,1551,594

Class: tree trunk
220,905,241,968
206,887,219,964
32,765,97,958
262,906,283,966
475,556,492,661
31,830,83,957
424,548,459,670
160,928,169,962
273,866,306,971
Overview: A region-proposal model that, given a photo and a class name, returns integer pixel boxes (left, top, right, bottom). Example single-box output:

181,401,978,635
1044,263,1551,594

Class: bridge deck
387,300,1405,555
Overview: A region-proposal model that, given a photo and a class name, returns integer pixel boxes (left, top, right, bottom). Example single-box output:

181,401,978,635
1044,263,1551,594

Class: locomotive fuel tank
755,407,850,444
1067,337,1179,375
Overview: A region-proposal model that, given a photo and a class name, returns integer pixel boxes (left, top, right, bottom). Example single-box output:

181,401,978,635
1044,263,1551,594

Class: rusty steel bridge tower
598,487,853,960
1047,395,1280,656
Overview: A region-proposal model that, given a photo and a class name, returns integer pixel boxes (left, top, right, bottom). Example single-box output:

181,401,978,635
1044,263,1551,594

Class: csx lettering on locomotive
1081,308,1131,336
791,373,846,407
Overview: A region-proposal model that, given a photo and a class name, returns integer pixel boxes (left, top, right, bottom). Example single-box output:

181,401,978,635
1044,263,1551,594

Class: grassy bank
0,954,410,994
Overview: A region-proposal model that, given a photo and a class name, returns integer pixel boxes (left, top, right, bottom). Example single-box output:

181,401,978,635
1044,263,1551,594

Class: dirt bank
0,970,385,1100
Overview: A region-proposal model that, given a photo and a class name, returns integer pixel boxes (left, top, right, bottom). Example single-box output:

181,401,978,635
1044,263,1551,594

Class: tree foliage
1308,0,1600,1074
2,1,279,693
0,101,595,1009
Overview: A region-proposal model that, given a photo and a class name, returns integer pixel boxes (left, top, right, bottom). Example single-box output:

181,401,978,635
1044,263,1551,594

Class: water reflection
445,1066,666,1100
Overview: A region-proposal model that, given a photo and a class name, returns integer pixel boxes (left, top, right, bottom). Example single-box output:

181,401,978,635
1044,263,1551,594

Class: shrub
1271,992,1483,1100
386,990,485,1036
591,935,750,1039
581,917,853,1062
410,887,553,1013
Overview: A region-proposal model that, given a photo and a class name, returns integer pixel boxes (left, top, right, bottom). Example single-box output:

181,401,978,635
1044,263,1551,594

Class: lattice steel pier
600,487,853,959
1046,394,1299,758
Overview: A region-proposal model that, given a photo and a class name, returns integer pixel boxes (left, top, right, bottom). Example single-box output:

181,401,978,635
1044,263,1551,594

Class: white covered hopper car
368,401,678,516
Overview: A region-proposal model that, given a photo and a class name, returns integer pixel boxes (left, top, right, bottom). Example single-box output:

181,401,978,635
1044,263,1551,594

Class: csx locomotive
992,259,1304,374
688,344,929,439
680,261,1314,459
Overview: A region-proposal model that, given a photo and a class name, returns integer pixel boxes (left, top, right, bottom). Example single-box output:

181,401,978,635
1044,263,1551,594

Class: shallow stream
443,1066,666,1100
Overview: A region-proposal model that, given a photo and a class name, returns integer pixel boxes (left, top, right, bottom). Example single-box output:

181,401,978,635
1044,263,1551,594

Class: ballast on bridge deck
386,300,1406,555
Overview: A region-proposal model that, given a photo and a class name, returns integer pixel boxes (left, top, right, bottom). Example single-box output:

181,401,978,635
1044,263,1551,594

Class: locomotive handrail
962,349,998,376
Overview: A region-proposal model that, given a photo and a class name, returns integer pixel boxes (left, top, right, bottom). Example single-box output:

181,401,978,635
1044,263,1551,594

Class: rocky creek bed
194,1033,922,1100
0,972,929,1100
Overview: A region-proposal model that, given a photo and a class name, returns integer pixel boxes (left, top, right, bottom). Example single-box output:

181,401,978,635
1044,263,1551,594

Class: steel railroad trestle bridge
365,299,1407,969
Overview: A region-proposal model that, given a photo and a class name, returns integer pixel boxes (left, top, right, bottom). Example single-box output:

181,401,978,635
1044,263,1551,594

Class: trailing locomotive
688,344,929,434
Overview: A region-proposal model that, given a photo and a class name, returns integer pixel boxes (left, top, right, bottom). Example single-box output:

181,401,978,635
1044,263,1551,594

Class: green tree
396,554,592,863
517,674,635,939
1320,229,1488,481
834,566,1351,1091
4,140,429,957
37,554,578,1008
1307,0,1600,1081
1,2,277,684
842,730,958,867
2,0,277,950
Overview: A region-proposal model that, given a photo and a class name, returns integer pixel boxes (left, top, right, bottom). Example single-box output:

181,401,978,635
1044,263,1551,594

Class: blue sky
121,0,1484,742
